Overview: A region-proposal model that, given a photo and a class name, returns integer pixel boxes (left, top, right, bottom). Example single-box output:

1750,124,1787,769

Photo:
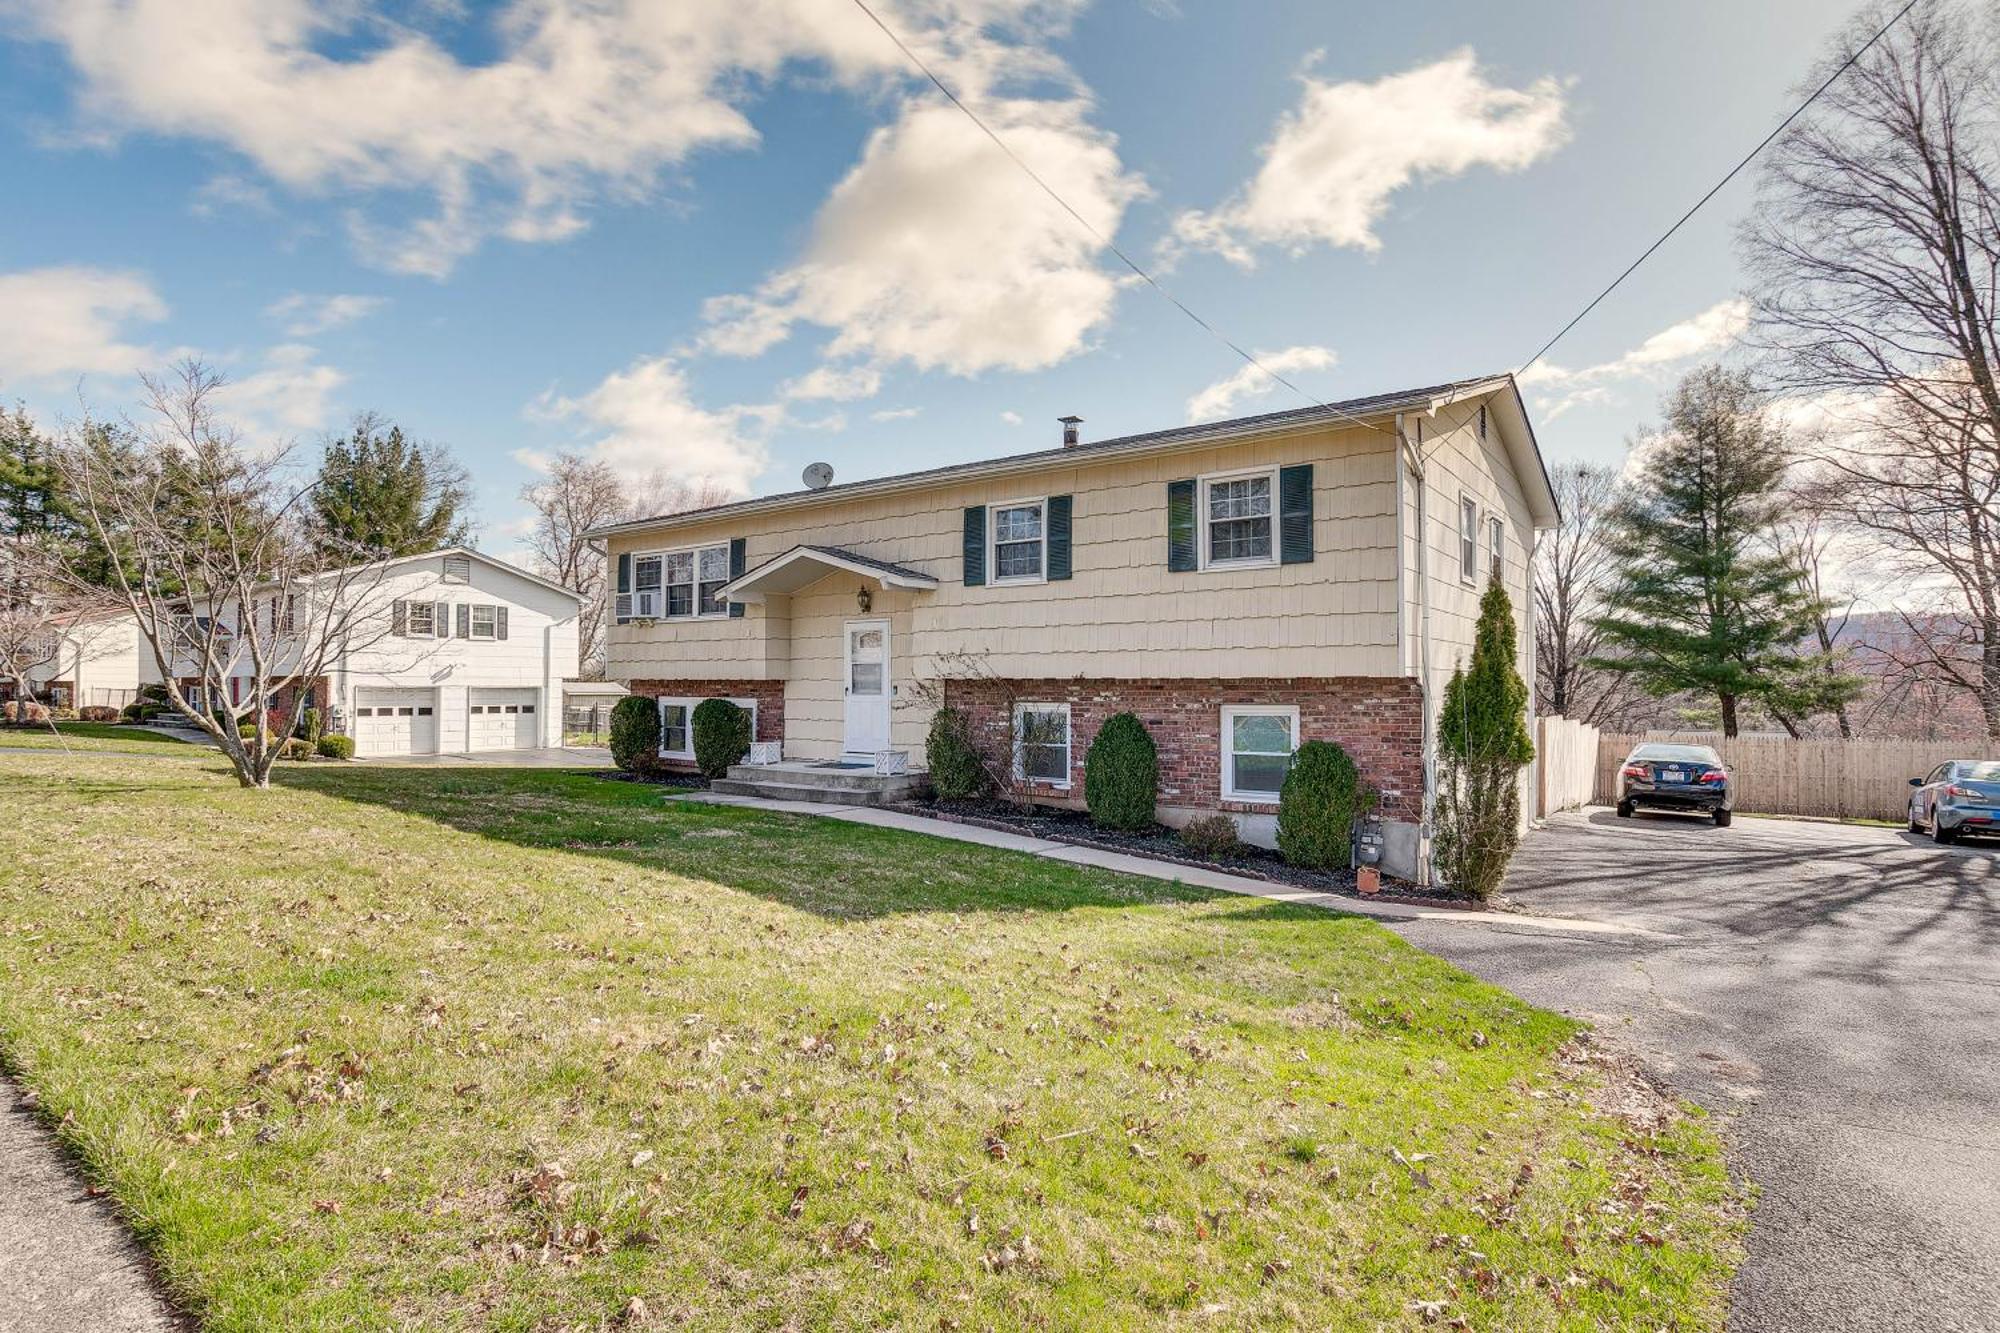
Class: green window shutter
728,537,746,618
1279,463,1314,565
1166,479,1197,572
456,604,470,638
496,606,509,641
1046,494,1073,580
390,599,407,636
962,506,986,586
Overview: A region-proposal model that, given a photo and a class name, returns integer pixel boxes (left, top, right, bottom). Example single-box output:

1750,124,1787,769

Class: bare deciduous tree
1747,0,2000,737
520,454,733,676
1532,461,1622,722
58,360,407,788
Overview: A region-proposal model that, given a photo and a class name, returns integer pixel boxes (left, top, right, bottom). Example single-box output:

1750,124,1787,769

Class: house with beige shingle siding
592,375,1558,882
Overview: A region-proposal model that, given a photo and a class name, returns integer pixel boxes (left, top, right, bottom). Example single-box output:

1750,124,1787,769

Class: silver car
1907,760,2000,844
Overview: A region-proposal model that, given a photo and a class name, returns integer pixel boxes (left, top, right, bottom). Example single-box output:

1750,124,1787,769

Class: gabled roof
715,544,940,604
587,373,1558,539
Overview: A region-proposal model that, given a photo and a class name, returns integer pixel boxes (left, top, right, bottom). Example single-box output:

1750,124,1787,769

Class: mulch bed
891,797,1478,910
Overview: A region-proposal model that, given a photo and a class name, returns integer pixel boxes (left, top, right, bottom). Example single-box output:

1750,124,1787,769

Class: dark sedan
1907,760,2000,844
1615,743,1733,826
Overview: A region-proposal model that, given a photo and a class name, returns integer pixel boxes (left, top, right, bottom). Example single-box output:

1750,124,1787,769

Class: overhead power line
1517,0,1922,377
847,0,1390,433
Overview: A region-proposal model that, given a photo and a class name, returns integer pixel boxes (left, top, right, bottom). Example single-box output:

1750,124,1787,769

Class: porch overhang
717,544,939,605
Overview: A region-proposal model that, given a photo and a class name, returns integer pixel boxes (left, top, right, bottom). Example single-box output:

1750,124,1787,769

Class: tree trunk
1720,693,1740,738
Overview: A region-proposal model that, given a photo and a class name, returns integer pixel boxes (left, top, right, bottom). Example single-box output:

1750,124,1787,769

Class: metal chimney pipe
1059,415,1082,448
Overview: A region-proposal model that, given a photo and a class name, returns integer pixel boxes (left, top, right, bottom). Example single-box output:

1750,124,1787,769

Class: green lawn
0,753,1746,1330
0,720,195,751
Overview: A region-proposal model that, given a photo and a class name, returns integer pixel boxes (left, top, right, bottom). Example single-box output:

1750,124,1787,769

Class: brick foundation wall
941,677,1424,819
626,679,785,772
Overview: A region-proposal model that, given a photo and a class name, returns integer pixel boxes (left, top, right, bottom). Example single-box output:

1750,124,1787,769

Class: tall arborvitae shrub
1276,740,1375,869
1083,712,1158,831
691,699,751,778
926,706,987,799
1434,578,1536,899
609,695,659,773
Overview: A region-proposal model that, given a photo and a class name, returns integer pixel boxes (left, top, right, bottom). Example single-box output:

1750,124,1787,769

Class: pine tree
1592,366,1854,736
1433,578,1535,900
312,414,470,558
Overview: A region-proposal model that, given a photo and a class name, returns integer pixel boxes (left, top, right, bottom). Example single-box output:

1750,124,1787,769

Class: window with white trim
989,500,1046,583
632,542,731,620
1221,704,1298,803
1458,496,1479,584
468,605,497,640
1013,702,1071,787
406,601,437,637
1202,468,1276,567
657,696,758,759
1487,515,1504,583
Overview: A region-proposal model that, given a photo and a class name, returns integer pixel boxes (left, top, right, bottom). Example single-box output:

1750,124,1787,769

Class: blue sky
0,0,1853,555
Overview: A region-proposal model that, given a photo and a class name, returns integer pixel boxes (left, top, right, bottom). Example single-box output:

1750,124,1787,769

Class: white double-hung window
1013,702,1071,787
1458,496,1479,584
635,543,731,620
990,500,1046,582
1221,704,1298,803
1487,515,1504,582
1202,469,1275,567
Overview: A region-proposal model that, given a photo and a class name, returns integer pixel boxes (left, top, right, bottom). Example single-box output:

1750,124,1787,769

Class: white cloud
1185,345,1337,422
1172,50,1568,265
265,292,387,337
533,355,773,495
1000,410,1023,425
870,406,922,422
0,265,168,380
510,447,555,475
1522,299,1750,419
779,364,882,402
189,173,275,218
18,0,1093,275
213,343,345,435
700,95,1146,375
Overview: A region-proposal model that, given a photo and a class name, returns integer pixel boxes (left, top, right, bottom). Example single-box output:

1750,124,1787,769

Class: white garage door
467,688,540,751
353,688,438,756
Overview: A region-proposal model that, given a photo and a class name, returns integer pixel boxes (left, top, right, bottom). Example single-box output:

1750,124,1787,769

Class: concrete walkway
0,1082,179,1333
677,791,1641,937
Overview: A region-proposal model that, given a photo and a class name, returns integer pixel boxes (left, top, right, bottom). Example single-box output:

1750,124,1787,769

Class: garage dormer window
989,499,1046,583
1202,469,1276,567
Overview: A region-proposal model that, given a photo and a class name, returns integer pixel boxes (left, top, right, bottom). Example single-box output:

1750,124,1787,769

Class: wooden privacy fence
1592,732,1979,822
1538,716,1600,816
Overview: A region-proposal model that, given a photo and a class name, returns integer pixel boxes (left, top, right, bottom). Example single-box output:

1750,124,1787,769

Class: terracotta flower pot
1356,865,1381,895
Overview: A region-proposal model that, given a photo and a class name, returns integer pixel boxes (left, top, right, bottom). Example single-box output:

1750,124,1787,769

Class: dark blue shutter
728,537,747,618
615,552,632,625
962,506,986,586
1046,495,1072,580
457,604,470,638
1279,464,1314,565
1166,479,1197,572
495,606,509,641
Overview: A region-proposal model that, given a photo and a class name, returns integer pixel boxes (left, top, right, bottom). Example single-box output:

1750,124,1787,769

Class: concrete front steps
708,760,930,808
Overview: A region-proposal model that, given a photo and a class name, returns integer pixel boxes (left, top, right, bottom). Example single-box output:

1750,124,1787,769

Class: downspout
1525,525,1543,822
1395,412,1436,888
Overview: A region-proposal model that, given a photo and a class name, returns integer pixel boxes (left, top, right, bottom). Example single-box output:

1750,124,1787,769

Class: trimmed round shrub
239,721,260,740
1276,740,1375,870
79,705,120,722
608,695,660,773
121,702,144,722
1178,813,1240,859
279,738,312,760
925,706,987,799
1084,712,1158,831
691,699,752,778
316,734,355,760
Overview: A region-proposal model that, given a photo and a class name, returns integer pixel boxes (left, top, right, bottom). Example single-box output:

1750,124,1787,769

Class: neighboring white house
10,609,143,709
142,548,584,757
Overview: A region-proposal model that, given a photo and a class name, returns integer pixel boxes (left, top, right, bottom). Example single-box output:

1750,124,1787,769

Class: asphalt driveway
1394,808,2000,1333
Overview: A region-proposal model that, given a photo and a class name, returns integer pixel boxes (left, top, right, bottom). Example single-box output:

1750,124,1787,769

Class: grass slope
0,755,1745,1330
0,721,196,752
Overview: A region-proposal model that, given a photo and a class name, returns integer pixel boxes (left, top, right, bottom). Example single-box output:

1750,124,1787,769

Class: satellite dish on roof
802,461,835,490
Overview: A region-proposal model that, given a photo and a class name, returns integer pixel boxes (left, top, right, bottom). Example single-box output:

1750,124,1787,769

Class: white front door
841,619,890,756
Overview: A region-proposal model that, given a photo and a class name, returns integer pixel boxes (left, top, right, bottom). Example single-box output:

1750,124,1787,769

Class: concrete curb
675,791,1646,937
